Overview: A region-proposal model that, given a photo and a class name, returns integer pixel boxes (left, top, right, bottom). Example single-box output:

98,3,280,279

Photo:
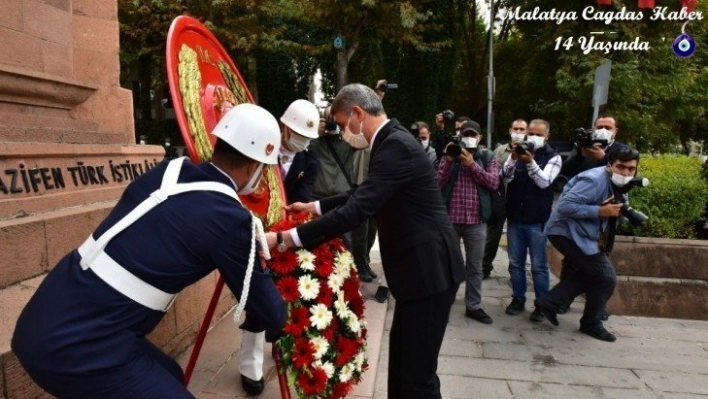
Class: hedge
617,155,708,239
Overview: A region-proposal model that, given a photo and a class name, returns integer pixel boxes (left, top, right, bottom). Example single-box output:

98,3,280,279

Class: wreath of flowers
268,216,369,399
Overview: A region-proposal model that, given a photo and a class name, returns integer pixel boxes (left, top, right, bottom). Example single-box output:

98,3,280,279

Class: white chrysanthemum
327,272,345,291
334,294,350,319
313,360,335,379
298,275,320,300
354,351,366,372
339,362,355,383
310,336,329,359
309,303,333,330
334,252,355,274
296,249,316,271
347,316,361,334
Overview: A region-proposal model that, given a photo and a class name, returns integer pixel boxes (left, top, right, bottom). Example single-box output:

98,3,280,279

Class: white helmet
280,99,320,139
212,103,280,164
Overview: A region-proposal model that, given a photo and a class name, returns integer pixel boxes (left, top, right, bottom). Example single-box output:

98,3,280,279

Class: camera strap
324,137,356,189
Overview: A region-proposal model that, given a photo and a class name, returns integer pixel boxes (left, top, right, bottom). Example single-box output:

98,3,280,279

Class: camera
445,136,465,157
376,80,399,93
324,118,338,134
575,128,608,149
514,141,535,155
442,109,456,123
410,122,420,137
612,177,650,226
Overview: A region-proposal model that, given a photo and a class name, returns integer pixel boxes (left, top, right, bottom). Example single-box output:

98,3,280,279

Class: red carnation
270,250,298,275
284,306,310,337
276,276,299,302
329,238,347,252
316,280,334,306
313,245,334,264
334,337,358,366
342,278,361,303
349,295,365,319
292,337,315,369
329,381,353,399
315,258,335,277
298,367,328,396
323,317,339,341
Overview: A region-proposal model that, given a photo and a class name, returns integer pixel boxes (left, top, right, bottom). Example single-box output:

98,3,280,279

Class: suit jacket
544,166,614,255
284,150,320,204
297,119,465,302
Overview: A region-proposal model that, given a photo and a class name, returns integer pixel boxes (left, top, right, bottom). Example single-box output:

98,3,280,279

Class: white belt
78,236,176,312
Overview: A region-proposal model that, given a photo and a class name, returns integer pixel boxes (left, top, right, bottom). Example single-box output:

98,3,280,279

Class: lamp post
486,0,495,149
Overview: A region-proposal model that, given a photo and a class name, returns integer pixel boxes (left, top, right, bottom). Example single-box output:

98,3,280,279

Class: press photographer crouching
539,146,646,342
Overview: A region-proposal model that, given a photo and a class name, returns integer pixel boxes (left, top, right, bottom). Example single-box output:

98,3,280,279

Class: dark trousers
542,235,617,329
388,283,459,399
352,215,377,269
482,216,506,275
26,338,192,399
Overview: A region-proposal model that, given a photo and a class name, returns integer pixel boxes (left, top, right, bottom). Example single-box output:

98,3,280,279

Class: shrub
618,155,708,239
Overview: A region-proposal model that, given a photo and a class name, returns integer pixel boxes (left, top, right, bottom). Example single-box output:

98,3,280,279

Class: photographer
435,111,471,162
501,119,561,322
561,115,631,180
557,114,631,315
412,121,437,167
438,120,499,324
539,146,641,342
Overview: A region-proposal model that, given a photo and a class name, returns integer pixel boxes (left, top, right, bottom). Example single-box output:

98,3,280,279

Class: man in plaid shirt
438,120,500,324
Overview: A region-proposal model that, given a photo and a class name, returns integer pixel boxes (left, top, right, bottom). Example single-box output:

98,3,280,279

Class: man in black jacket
269,83,465,399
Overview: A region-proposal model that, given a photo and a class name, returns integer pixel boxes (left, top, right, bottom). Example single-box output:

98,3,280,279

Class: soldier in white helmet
12,103,286,398
238,99,321,395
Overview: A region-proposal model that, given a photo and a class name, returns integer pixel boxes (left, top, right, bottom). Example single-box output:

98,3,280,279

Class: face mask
347,115,364,136
594,128,613,144
421,139,430,147
510,133,525,143
526,135,545,149
462,137,478,148
287,132,311,152
611,172,633,187
238,163,264,195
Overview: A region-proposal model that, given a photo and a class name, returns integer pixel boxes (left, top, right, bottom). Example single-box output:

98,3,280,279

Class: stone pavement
177,240,708,398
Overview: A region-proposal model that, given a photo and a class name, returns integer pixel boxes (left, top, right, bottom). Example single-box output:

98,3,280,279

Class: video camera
445,136,465,157
324,117,338,134
612,177,650,226
575,128,608,149
376,80,399,93
514,141,535,155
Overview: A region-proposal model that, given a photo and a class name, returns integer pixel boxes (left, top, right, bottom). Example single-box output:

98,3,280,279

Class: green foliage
493,0,708,150
617,155,708,239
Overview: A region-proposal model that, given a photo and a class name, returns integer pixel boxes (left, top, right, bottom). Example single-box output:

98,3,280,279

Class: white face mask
611,172,633,187
462,137,478,148
594,128,613,144
526,135,545,149
421,139,430,147
238,163,264,195
510,133,526,143
287,132,311,152
347,115,364,136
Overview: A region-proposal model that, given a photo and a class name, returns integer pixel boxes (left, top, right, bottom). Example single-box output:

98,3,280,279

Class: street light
486,0,495,149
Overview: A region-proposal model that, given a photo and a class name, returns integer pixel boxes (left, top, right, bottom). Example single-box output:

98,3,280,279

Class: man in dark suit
268,83,465,399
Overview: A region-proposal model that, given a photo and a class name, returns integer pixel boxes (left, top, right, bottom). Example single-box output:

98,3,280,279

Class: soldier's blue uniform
12,158,286,398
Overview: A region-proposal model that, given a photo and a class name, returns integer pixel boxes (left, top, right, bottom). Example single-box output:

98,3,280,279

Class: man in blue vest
502,119,562,322
12,104,286,398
